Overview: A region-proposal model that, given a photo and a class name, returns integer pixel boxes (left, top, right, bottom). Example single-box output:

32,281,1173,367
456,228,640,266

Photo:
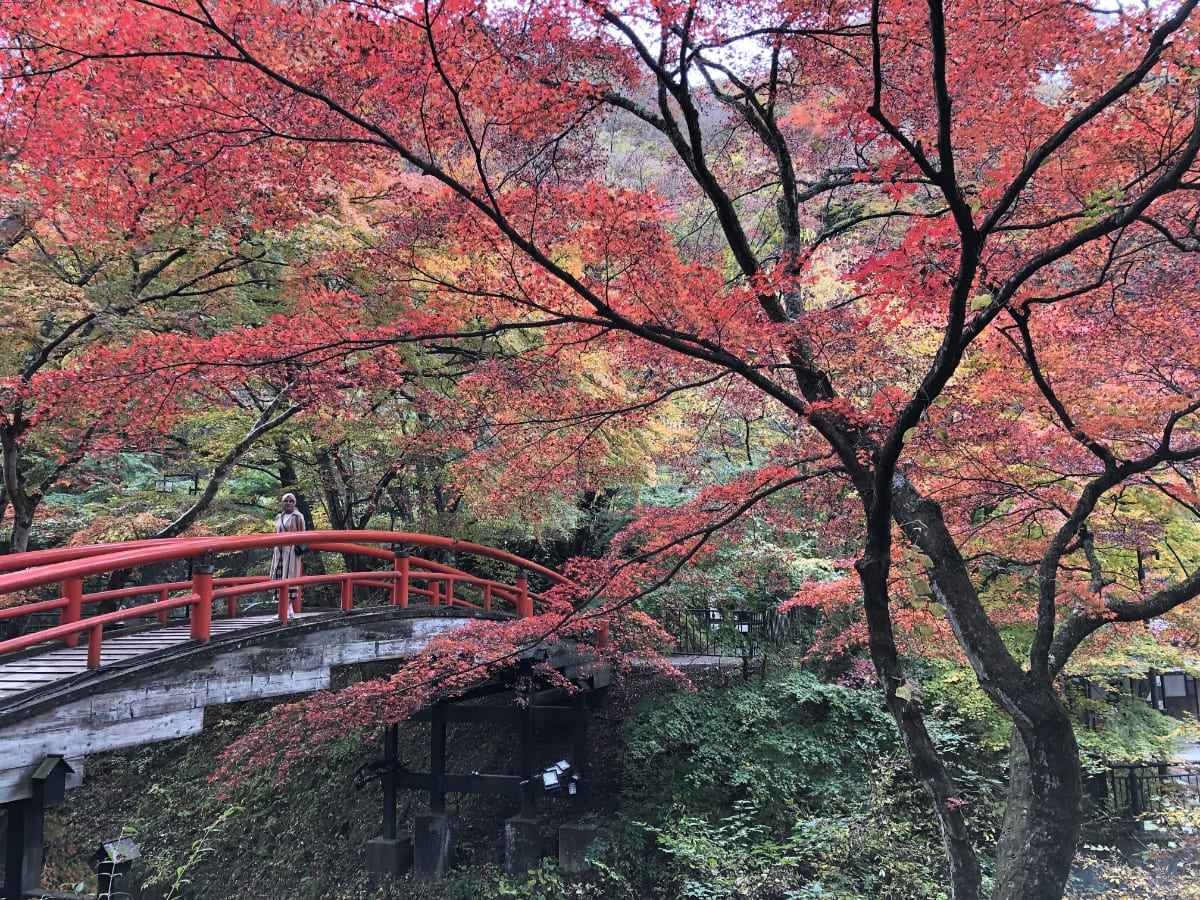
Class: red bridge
0,532,569,804
0,532,602,896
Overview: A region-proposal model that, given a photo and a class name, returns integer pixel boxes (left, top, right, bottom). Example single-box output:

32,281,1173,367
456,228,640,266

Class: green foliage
647,799,955,900
1063,682,1181,767
494,860,568,900
636,519,837,620
594,670,965,898
617,670,897,828
651,803,802,900
913,659,1012,757
162,806,244,900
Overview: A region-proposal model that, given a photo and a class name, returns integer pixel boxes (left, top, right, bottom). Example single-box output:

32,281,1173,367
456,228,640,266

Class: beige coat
270,509,306,583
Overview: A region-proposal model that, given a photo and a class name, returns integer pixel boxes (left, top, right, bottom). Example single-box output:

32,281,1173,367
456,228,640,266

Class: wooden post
157,588,169,625
572,690,590,812
189,557,215,642
519,702,537,817
393,548,409,609
483,584,491,612
430,704,446,814
341,577,354,612
86,625,103,670
383,724,399,839
3,797,43,900
60,577,82,648
1129,768,1142,816
4,757,74,900
516,570,529,618
429,578,440,607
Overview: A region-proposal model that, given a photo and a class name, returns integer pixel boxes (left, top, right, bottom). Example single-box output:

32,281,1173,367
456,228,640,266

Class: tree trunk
1,421,37,555
1,421,37,638
885,476,1088,899
857,552,984,900
992,700,1082,900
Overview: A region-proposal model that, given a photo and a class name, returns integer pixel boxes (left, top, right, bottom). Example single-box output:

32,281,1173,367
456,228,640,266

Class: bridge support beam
364,724,411,884
2,756,72,900
3,796,44,900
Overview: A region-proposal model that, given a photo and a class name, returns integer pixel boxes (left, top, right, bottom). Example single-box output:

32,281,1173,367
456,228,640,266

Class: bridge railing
0,531,567,669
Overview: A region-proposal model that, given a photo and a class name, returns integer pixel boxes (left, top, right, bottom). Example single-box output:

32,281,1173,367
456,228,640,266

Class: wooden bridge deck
0,613,325,705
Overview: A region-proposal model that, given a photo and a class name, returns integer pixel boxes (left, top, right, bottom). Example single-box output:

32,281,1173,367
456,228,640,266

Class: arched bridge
0,531,572,806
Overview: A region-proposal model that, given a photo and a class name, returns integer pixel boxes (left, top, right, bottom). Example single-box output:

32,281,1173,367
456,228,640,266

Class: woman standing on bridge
271,493,306,614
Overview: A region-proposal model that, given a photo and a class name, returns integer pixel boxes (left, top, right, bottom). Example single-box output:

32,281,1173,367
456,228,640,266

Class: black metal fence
660,606,809,657
1089,762,1200,816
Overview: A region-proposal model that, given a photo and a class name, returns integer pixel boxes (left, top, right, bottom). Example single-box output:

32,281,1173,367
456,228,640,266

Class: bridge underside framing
0,608,499,900
360,651,612,882
0,607,499,805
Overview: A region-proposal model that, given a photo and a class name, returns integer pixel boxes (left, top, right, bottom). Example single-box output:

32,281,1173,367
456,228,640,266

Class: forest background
2,1,1200,898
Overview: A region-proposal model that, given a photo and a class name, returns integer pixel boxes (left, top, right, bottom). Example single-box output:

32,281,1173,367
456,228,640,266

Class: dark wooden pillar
3,798,43,900
519,703,537,817
572,691,590,812
430,704,446,814
3,757,72,900
382,724,398,839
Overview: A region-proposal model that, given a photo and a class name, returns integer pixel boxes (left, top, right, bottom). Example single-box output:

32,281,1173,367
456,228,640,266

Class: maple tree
0,205,310,557
3,1,1200,898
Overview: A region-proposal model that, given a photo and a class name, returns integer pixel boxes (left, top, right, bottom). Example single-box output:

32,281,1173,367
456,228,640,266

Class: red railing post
291,584,302,615
189,556,215,641
60,577,83,647
444,577,454,607
483,584,492,612
87,624,102,669
341,576,354,612
227,595,238,618
392,546,409,608
157,587,169,625
429,577,440,606
516,569,529,618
